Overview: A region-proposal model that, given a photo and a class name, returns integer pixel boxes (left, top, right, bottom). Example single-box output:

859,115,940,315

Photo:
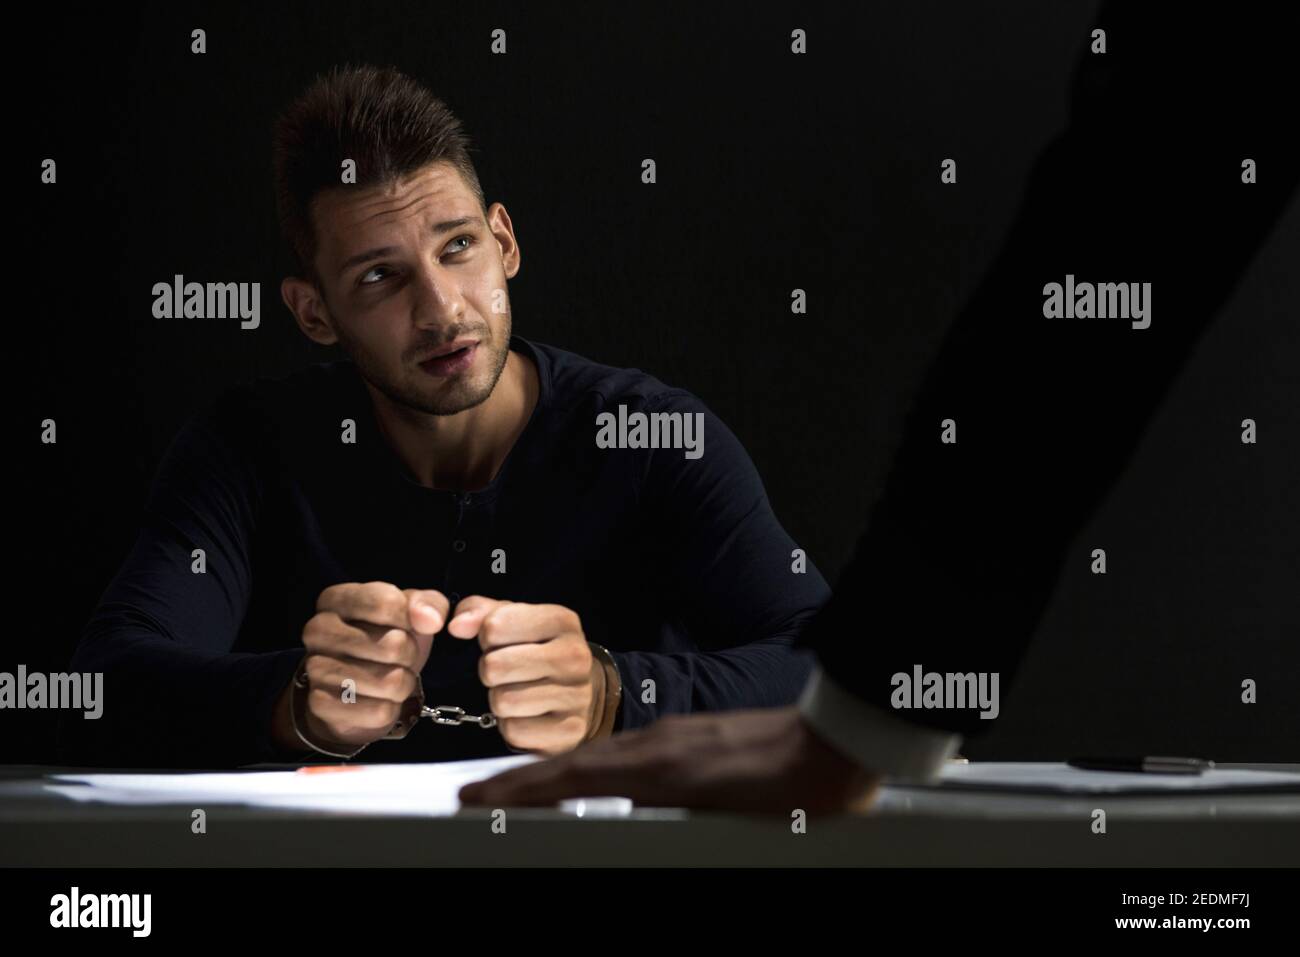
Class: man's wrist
270,678,315,758
287,658,369,760
585,642,622,741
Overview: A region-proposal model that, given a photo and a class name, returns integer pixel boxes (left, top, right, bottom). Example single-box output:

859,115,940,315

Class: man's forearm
62,615,304,767
611,638,816,730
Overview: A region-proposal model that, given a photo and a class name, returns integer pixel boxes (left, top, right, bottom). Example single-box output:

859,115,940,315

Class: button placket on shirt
445,491,472,606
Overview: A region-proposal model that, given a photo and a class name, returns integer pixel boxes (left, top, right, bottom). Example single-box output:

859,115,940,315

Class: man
462,4,1299,811
62,66,826,766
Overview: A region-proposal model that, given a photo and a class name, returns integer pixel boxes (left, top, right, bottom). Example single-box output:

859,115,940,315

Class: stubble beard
343,319,513,417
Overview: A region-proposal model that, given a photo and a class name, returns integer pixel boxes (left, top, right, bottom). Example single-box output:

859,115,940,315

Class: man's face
294,162,520,416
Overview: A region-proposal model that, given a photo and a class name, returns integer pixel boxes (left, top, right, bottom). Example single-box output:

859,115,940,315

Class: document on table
912,762,1300,795
40,755,575,817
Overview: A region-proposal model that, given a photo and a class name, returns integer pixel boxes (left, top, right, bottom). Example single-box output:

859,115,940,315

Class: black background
9,1,1298,762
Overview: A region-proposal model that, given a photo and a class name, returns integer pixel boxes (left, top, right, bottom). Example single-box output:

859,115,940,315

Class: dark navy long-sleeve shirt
63,337,825,767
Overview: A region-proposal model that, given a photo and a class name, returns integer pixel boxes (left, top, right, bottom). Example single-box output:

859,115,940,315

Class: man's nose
410,263,464,328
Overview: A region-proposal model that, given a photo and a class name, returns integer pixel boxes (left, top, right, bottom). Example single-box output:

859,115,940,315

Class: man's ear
281,275,339,345
486,202,521,280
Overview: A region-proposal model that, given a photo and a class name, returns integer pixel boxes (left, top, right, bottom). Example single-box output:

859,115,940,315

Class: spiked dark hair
272,64,485,280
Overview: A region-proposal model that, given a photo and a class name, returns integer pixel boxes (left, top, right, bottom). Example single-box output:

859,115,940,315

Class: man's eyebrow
338,246,399,276
431,215,482,235
336,217,485,276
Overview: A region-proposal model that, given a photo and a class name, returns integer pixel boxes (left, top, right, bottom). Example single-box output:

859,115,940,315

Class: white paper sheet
42,755,543,816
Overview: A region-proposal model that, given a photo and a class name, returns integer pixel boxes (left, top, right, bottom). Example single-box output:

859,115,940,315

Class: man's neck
365,349,539,491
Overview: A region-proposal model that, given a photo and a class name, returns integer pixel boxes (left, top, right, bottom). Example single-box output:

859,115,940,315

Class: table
2,764,1297,866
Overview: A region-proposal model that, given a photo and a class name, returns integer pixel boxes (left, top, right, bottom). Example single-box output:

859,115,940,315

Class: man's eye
446,235,474,255
359,267,389,285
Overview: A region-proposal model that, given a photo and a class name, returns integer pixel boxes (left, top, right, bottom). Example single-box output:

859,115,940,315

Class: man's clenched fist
448,597,606,755
272,582,448,755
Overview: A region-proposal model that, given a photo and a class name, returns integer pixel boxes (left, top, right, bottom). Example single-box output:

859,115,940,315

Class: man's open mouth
417,342,478,377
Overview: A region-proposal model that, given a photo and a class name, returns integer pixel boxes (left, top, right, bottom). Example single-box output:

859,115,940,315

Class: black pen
1067,756,1215,774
